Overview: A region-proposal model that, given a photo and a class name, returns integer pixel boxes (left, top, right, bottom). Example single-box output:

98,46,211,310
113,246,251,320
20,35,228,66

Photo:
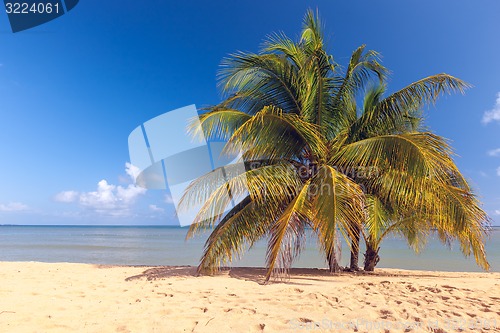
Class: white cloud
488,148,500,157
55,164,147,217
54,190,79,203
125,162,141,181
0,202,29,212
149,204,164,213
482,92,500,124
79,180,146,213
494,210,500,216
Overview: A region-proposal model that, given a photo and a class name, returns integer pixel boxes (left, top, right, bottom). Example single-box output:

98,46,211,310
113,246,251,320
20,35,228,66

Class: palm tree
330,81,490,271
179,10,490,280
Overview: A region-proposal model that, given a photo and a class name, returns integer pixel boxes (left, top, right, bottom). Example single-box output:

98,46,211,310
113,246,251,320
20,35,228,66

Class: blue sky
0,0,499,225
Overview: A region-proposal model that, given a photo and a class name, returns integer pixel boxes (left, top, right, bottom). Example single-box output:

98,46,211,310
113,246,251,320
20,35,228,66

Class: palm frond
262,32,305,68
224,105,327,161
180,162,302,233
188,109,251,142
353,74,470,138
218,52,302,114
196,196,278,275
265,180,311,281
363,195,392,247
332,132,460,185
308,165,365,262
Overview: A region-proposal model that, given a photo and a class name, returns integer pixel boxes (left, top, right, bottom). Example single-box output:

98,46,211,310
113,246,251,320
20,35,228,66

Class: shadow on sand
124,266,198,281
124,266,350,285
122,265,460,284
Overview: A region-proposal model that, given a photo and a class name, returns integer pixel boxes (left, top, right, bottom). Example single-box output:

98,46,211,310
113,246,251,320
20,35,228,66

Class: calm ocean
0,225,498,272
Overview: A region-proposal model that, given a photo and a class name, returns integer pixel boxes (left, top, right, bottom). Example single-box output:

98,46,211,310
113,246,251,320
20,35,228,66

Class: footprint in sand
306,293,319,300
299,318,313,323
425,287,442,293
243,307,257,314
407,299,421,306
405,284,418,292
379,309,394,319
293,288,304,293
441,285,457,290
115,325,131,333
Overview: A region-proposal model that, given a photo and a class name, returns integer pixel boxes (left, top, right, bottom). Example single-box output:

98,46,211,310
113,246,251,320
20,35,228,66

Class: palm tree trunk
363,243,380,272
327,252,341,273
349,225,360,271
327,231,342,273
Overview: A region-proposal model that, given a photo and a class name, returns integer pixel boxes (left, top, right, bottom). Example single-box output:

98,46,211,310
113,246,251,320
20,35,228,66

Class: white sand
0,262,498,332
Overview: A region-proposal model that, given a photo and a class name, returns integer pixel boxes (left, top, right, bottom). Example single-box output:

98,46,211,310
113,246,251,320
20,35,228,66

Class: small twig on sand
205,317,215,326
0,311,15,315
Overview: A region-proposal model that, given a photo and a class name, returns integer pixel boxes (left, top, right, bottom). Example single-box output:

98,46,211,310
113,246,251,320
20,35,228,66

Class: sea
0,225,499,272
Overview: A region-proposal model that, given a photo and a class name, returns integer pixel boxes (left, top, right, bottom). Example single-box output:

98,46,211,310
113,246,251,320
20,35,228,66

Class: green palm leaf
308,165,365,264
265,180,311,281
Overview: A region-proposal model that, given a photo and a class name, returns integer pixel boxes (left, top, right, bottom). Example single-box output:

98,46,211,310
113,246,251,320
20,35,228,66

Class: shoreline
0,261,499,332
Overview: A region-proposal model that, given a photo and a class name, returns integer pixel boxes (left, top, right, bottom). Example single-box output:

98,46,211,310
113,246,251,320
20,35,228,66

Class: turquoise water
0,225,498,272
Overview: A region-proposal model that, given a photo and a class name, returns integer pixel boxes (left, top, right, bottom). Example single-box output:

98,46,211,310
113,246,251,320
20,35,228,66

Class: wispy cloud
482,92,500,124
54,190,79,203
497,167,500,177
0,202,29,212
149,204,164,213
494,210,500,216
488,148,500,157
55,163,146,217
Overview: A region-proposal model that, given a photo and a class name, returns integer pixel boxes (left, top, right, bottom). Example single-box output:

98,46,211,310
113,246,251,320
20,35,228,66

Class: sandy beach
0,262,498,333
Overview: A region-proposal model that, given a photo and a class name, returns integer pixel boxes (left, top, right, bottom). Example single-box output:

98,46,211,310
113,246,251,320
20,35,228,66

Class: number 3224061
5,2,60,14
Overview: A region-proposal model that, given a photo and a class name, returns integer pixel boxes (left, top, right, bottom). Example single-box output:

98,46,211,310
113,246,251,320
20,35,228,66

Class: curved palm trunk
349,225,360,271
327,252,342,273
326,231,342,273
363,243,380,272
